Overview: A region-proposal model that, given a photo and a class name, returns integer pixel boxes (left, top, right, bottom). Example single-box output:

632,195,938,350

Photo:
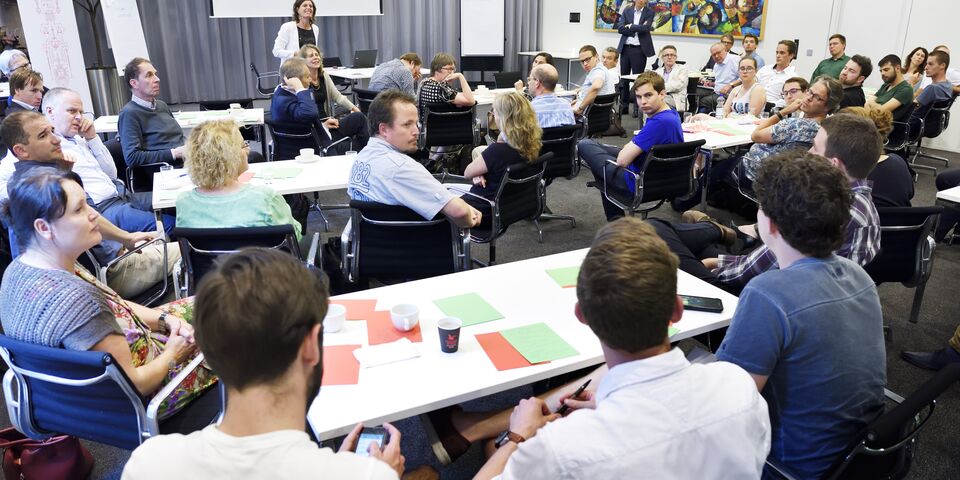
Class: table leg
258,124,267,160
700,149,713,213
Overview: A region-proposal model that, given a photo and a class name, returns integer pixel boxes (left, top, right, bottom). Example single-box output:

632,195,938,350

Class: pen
556,379,591,415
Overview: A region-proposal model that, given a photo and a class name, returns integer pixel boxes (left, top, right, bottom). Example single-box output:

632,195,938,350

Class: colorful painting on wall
594,0,768,40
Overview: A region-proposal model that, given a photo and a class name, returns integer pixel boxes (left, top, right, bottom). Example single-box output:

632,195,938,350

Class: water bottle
715,96,725,119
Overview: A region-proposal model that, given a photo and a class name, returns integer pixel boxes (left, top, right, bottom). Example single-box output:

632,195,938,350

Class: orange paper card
238,171,255,184
321,344,361,386
366,311,423,345
330,299,379,320
476,332,546,371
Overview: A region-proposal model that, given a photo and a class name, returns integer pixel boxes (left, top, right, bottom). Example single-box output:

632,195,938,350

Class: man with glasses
839,55,872,108
615,0,654,114
810,34,850,81
757,40,798,107
6,68,43,113
698,42,740,112
867,54,914,121
777,77,809,117
528,64,575,128
572,45,613,116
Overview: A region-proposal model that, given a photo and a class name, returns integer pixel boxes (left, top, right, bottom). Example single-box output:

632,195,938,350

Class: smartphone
355,427,389,457
679,294,724,313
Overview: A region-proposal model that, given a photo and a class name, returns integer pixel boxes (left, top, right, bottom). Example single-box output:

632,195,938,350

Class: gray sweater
0,259,120,350
117,99,186,168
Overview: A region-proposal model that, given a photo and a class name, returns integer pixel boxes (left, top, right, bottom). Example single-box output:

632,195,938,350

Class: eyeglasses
808,91,826,102
579,55,594,64
782,88,802,96
739,66,756,72
440,66,456,72
661,53,677,58
721,40,734,45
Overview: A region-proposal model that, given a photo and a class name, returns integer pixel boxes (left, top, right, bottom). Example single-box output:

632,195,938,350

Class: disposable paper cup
390,304,419,332
324,304,346,333
438,317,462,353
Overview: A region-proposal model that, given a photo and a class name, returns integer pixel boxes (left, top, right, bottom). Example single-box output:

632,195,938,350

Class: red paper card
321,344,361,386
366,311,423,345
476,332,547,371
330,299,379,320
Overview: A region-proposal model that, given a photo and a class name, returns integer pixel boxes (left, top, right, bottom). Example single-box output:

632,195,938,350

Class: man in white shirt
601,47,621,92
573,45,614,116
122,248,405,480
757,40,799,107
698,43,741,112
469,218,771,479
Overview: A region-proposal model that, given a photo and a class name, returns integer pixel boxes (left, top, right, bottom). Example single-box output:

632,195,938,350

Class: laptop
352,50,378,68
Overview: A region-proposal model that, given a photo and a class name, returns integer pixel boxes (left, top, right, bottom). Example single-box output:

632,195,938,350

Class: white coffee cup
390,304,419,332
299,148,315,158
229,103,242,110
324,304,346,333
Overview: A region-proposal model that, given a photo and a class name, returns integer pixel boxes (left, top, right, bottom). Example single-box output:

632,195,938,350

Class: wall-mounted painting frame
594,0,769,40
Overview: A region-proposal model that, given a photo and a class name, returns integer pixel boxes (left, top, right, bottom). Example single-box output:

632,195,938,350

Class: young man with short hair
741,33,765,69
6,67,43,113
867,54,914,121
472,218,770,479
572,45,614,116
122,249,404,479
839,54,872,108
757,40,799,107
717,151,886,479
368,52,422,96
810,33,850,80
578,72,683,221
910,50,954,132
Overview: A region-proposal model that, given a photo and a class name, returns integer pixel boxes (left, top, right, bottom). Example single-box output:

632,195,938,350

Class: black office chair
321,57,352,93
127,161,173,194
174,225,316,295
581,92,618,138
884,103,917,156
459,154,550,266
686,76,702,114
863,206,942,325
493,71,522,89
353,87,379,114
594,139,706,218
909,95,956,172
537,124,582,230
250,63,279,97
104,137,129,190
341,200,471,286
198,98,261,144
766,364,960,480
265,118,324,161
417,102,482,165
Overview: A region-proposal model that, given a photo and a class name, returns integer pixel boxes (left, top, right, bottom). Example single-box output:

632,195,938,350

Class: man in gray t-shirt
347,90,480,228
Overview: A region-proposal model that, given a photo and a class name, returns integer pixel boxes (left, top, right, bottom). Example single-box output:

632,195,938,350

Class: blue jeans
578,139,634,220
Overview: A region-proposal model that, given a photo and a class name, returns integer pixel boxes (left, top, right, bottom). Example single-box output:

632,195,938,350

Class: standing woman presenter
273,0,319,67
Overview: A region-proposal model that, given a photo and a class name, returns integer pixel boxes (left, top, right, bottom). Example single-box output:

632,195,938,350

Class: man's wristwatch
494,430,526,448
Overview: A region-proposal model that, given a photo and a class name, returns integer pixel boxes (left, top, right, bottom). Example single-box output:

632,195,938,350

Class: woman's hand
163,334,196,365
164,314,195,344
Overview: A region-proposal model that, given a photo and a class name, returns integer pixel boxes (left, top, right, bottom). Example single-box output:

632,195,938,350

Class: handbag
0,427,94,480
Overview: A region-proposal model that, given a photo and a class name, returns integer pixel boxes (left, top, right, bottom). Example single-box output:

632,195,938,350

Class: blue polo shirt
625,108,684,191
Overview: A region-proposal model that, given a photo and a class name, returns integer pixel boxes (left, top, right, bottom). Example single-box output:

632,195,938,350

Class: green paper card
257,165,303,179
668,326,680,337
433,292,504,326
500,323,578,364
546,266,580,288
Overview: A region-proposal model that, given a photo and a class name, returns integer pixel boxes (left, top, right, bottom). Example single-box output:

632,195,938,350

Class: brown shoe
681,210,736,246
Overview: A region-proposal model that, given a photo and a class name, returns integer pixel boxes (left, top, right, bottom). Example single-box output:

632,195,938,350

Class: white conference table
151,155,355,210
0,82,8,98
307,248,738,439
622,70,706,82
473,87,577,128
936,185,960,204
94,108,265,134
683,116,758,150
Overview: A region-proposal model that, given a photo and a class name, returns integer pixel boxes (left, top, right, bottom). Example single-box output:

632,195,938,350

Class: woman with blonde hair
839,106,914,207
175,120,302,240
461,91,542,228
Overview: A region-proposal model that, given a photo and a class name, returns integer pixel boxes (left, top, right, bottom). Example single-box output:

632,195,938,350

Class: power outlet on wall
806,49,813,57
569,12,580,23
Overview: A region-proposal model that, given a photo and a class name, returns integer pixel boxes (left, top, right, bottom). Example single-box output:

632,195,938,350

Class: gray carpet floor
3,111,959,479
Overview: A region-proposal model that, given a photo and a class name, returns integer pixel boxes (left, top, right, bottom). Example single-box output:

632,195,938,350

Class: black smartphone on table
679,294,724,313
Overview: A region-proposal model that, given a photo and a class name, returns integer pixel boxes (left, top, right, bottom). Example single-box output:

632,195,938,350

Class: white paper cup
299,148,315,158
324,304,346,333
390,303,419,332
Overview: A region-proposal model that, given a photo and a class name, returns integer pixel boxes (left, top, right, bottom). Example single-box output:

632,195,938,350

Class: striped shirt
368,58,416,96
530,93,576,128
716,180,880,289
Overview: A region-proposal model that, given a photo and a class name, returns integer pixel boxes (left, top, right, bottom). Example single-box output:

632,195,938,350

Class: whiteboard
460,0,505,57
210,0,382,18
102,0,150,75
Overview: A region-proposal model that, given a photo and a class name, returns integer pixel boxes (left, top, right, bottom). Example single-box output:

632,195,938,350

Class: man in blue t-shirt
716,151,886,480
910,50,955,133
578,71,684,220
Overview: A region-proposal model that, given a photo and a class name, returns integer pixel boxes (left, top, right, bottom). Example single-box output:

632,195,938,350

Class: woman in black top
297,44,369,153
461,91,542,229
272,0,319,66
840,106,914,207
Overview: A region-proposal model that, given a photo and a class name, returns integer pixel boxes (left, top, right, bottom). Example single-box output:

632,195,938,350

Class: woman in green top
176,120,302,240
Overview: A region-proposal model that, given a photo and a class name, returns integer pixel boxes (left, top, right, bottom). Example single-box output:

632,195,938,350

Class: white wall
541,0,960,152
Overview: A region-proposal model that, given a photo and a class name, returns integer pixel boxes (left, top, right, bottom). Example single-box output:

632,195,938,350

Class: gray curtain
77,0,542,105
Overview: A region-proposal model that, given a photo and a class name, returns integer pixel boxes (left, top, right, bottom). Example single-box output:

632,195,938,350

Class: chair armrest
146,352,208,423
884,388,905,404
104,237,166,272
458,189,495,208
321,136,352,156
306,232,321,268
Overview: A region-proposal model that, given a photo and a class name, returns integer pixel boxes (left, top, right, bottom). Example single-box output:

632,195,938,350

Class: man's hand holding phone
340,423,405,477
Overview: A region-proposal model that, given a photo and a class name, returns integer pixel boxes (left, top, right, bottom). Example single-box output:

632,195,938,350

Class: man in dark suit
6,68,43,114
616,0,655,113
